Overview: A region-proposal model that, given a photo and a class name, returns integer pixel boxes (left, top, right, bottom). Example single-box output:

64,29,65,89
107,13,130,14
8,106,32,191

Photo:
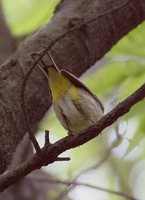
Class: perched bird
32,52,104,135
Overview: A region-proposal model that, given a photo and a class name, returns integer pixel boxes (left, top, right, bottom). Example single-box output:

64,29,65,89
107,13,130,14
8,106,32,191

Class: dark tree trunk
0,0,145,174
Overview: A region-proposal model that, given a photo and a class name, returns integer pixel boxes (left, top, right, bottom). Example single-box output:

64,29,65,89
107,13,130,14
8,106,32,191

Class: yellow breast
48,68,79,102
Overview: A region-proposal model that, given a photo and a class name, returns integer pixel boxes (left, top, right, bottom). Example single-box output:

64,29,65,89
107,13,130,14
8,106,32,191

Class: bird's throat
48,68,71,102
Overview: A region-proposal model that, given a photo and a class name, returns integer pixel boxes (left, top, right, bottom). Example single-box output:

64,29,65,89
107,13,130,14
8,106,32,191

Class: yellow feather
48,67,79,102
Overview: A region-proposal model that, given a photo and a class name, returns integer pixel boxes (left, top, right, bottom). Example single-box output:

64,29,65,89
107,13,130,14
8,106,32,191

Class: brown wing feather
61,69,104,112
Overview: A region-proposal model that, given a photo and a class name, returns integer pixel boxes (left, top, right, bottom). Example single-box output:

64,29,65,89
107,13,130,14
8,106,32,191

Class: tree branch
55,126,125,200
0,82,145,192
0,0,145,173
60,182,138,200
26,176,139,200
31,178,139,200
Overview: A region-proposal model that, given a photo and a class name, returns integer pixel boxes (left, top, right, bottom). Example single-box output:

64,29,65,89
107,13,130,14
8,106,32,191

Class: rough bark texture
0,135,60,200
0,0,145,174
0,81,145,192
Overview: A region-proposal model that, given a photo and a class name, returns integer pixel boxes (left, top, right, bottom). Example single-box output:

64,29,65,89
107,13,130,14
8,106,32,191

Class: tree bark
0,0,145,174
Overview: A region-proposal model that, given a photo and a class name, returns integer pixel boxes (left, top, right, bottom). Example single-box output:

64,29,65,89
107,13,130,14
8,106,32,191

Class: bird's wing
61,69,104,111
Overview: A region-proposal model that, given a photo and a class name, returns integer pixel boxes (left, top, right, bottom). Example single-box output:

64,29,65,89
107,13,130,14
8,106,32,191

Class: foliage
2,0,60,36
38,21,145,200
2,1,145,199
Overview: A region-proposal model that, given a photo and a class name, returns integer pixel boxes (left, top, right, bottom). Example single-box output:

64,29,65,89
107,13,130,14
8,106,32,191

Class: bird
31,52,104,135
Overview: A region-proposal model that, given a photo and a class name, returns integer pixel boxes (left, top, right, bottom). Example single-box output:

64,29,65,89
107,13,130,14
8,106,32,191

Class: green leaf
123,114,145,158
2,0,60,36
83,61,145,95
108,21,145,57
119,72,145,100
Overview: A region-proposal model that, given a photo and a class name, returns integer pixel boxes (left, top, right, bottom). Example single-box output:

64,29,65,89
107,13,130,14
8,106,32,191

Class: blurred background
1,0,145,200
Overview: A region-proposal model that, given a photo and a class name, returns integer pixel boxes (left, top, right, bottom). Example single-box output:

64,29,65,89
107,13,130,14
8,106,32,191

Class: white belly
53,89,103,134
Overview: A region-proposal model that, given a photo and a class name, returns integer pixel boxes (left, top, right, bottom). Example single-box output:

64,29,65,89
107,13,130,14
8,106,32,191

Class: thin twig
58,181,139,200
53,123,126,200
27,177,139,200
44,130,50,146
20,0,129,154
21,69,41,154
56,157,70,161
16,60,41,153
0,82,145,192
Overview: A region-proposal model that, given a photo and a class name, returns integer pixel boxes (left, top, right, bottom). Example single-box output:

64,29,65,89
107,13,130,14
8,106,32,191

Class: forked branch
0,82,144,192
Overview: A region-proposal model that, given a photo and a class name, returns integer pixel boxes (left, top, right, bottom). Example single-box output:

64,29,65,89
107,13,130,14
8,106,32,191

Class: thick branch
0,82,144,192
0,0,145,173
